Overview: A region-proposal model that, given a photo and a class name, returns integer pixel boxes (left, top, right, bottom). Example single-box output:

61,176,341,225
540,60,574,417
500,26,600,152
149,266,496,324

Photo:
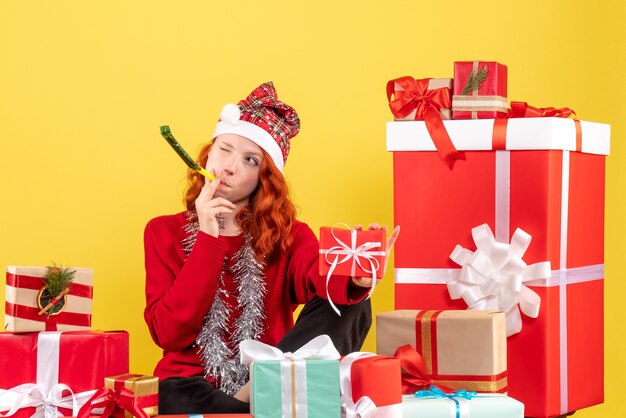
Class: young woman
144,82,399,414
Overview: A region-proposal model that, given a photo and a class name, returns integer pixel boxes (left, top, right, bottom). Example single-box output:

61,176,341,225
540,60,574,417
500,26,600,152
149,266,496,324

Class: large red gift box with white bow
0,331,129,418
387,117,609,417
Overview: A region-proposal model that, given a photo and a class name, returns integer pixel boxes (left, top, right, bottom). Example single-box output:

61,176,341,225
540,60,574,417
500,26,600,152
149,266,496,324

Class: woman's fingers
204,170,225,200
386,225,401,251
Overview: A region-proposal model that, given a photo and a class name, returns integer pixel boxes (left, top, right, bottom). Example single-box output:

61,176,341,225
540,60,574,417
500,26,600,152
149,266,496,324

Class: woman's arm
143,216,229,352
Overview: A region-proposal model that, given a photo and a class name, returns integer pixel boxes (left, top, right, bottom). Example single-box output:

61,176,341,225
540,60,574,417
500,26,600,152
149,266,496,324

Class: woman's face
206,134,264,205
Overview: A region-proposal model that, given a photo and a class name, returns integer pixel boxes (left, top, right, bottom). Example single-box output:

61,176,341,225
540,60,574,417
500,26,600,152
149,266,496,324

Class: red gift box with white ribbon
0,331,129,418
386,116,609,417
340,353,402,418
5,266,93,332
319,225,386,315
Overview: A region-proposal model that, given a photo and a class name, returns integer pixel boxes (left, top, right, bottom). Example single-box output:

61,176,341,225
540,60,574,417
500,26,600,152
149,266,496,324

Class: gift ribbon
319,224,385,316
5,303,92,330
240,335,340,418
447,224,551,337
0,332,97,418
415,386,478,418
6,274,94,298
492,102,582,152
387,77,465,168
76,386,154,418
393,345,452,394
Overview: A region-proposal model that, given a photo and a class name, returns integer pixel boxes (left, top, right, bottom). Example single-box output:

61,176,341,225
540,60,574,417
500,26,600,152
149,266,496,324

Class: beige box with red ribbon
387,116,609,417
5,266,93,332
387,77,453,121
376,310,507,394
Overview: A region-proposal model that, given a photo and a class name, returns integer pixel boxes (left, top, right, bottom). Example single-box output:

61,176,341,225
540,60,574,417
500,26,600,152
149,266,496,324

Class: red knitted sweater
143,212,365,380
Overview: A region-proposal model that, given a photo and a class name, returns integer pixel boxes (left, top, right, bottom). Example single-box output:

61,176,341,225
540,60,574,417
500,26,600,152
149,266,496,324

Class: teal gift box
402,392,524,418
250,359,340,418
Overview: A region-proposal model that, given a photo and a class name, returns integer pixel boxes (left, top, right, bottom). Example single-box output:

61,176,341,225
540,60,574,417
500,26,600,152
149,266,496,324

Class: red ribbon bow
387,77,465,169
394,344,452,395
492,101,581,151
507,101,576,118
77,387,150,418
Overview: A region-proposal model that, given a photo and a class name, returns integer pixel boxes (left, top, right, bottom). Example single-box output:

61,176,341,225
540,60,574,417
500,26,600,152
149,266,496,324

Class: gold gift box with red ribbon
5,266,93,332
376,310,507,393
105,374,159,418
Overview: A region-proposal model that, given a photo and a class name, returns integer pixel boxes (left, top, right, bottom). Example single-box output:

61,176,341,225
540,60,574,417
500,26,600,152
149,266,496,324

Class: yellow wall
0,1,623,416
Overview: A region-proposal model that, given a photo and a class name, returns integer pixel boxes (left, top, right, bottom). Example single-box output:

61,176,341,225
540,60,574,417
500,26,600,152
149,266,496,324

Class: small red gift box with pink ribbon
5,266,93,332
340,353,403,418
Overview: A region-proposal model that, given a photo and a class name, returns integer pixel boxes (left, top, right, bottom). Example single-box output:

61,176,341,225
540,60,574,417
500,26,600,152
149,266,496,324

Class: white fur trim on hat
212,119,285,172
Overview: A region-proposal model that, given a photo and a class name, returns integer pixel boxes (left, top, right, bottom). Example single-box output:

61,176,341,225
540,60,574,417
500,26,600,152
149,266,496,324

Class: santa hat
212,82,300,172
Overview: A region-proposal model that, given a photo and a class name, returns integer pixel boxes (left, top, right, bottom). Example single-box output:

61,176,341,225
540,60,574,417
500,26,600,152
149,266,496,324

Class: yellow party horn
160,126,216,181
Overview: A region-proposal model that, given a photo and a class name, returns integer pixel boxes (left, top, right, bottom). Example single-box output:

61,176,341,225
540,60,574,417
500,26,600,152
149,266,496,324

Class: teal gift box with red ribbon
386,113,609,417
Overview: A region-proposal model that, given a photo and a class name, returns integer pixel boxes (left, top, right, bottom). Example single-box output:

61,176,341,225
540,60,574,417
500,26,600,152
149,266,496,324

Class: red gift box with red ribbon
5,266,93,332
340,353,402,418
0,331,129,418
452,61,508,120
386,116,609,417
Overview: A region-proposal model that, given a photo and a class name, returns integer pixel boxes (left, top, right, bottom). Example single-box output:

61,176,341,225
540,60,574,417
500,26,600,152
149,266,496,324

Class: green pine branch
461,66,489,95
43,263,75,297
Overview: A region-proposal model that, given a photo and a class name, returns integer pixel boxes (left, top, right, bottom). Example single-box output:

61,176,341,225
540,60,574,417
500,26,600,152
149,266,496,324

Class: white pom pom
220,103,240,125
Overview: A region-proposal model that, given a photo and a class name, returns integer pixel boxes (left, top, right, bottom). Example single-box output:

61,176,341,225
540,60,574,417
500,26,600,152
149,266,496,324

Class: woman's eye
246,157,259,166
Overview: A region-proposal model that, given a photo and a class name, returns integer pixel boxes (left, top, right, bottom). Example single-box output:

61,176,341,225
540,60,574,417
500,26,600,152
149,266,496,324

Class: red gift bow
393,344,452,395
507,101,576,118
493,101,582,151
387,77,465,169
77,387,151,418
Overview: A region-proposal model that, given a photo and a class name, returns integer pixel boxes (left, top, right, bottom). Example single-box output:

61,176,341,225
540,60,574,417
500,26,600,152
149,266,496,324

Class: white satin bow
448,223,551,336
240,334,340,363
0,383,96,418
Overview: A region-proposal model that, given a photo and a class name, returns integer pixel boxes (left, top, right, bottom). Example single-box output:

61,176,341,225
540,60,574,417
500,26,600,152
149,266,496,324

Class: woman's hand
195,171,236,237
351,223,400,288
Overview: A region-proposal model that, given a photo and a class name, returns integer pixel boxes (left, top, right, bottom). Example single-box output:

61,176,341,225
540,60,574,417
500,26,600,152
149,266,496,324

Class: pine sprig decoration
43,264,75,297
461,66,489,95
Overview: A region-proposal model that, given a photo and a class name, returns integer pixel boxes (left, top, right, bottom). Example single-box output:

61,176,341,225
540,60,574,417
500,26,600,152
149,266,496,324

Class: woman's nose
222,154,237,174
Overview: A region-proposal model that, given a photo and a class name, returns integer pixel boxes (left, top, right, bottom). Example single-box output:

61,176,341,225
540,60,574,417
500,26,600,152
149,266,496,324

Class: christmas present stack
384,60,609,418
0,264,158,418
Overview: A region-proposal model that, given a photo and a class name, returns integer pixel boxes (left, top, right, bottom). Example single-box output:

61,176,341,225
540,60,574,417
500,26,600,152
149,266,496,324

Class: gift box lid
386,118,610,155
